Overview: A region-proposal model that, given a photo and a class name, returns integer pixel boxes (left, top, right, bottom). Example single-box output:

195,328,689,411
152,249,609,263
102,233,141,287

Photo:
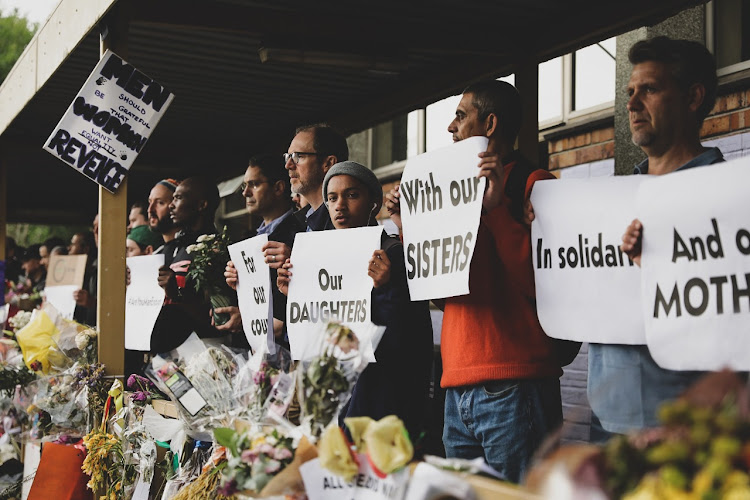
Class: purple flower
131,392,148,402
217,479,238,497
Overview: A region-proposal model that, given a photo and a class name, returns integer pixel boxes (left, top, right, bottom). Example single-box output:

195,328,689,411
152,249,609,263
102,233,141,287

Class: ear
197,199,209,212
272,179,285,196
687,83,706,115
145,245,154,255
484,112,498,138
321,155,337,174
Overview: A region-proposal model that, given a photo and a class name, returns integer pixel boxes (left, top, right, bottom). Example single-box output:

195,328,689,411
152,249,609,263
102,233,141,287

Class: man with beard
148,179,180,255
150,177,236,353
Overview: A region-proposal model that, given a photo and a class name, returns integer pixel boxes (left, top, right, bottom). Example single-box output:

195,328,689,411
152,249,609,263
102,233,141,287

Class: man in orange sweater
386,80,562,482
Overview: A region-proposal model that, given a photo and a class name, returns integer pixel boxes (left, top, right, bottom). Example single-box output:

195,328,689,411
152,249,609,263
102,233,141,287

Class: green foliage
0,8,37,84
6,223,89,248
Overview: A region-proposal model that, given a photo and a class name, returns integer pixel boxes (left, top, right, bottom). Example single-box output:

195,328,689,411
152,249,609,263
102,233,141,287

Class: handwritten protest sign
638,157,750,370
227,235,275,354
45,254,88,319
286,226,382,360
531,176,646,344
399,136,487,300
300,454,409,500
43,50,174,192
125,255,165,351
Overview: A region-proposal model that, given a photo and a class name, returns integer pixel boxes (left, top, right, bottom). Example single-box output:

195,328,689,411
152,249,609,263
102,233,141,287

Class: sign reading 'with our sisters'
44,50,174,192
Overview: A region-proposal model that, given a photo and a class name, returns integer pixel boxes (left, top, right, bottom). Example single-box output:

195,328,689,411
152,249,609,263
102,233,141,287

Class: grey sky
0,0,59,25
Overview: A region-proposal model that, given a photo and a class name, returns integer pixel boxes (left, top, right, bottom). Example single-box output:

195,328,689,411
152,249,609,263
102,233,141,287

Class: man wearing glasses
285,124,349,233
221,154,298,339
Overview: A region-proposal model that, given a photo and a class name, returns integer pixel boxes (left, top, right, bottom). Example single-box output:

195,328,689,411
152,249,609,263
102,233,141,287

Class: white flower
195,242,206,251
187,245,196,254
75,333,89,350
197,234,215,243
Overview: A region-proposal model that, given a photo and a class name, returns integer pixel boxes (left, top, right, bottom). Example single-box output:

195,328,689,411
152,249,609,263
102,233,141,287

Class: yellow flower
251,435,266,449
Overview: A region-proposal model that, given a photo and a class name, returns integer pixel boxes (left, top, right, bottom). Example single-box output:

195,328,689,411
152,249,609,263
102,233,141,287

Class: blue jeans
443,378,562,483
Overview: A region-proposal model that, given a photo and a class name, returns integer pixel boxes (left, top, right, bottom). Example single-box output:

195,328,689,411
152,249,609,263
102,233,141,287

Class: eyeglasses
283,152,320,165
240,180,270,191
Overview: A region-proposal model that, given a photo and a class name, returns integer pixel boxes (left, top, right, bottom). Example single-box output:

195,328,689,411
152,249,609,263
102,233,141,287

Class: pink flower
257,443,275,456
240,449,257,463
274,447,293,461
264,459,281,474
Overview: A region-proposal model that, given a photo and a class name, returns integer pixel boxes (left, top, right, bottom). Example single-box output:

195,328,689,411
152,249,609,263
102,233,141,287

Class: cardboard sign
125,255,165,351
47,254,88,287
399,136,487,300
531,176,647,344
45,254,88,319
227,235,275,354
637,157,750,370
43,50,174,192
300,454,410,500
286,226,382,360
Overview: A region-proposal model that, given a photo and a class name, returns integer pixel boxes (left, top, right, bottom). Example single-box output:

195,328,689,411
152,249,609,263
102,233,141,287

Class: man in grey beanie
278,160,434,439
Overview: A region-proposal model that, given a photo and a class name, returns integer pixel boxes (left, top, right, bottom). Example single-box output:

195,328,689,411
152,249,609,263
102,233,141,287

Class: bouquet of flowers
233,345,295,424
298,323,366,440
186,227,233,326
147,334,240,437
214,426,296,495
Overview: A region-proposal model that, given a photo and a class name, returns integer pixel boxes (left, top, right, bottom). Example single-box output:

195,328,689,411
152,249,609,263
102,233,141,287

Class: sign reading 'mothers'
43,50,174,192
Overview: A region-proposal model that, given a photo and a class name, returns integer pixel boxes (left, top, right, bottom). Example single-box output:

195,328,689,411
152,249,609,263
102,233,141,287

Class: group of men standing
112,34,722,484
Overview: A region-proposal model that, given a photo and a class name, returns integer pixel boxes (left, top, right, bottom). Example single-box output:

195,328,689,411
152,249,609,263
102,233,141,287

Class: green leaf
213,427,239,455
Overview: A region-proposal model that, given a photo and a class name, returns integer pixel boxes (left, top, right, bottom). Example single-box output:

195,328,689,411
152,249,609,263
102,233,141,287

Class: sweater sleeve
481,169,555,300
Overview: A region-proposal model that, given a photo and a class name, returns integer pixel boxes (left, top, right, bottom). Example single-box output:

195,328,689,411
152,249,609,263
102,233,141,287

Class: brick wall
702,90,750,140
547,126,615,175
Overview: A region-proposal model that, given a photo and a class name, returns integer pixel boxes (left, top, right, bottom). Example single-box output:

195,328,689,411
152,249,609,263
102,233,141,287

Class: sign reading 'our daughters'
44,50,174,192
399,136,488,301
285,226,382,360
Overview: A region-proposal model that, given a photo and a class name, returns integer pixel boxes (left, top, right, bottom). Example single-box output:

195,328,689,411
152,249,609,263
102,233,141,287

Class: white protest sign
300,454,410,500
638,157,750,371
227,235,275,354
125,255,165,351
399,136,487,300
45,254,88,319
531,176,647,344
286,226,382,360
43,50,174,192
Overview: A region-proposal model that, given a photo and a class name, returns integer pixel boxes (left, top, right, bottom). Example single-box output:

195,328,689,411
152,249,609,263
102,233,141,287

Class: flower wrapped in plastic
297,322,367,441
29,361,108,434
232,344,296,425
146,334,240,437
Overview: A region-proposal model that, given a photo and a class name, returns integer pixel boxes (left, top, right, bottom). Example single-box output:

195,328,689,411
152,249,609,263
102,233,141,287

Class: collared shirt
304,203,331,232
633,147,724,174
256,209,294,236
588,146,725,434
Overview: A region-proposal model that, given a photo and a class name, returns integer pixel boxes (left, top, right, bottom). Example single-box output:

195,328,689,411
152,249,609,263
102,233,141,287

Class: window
539,37,617,128
709,0,750,74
